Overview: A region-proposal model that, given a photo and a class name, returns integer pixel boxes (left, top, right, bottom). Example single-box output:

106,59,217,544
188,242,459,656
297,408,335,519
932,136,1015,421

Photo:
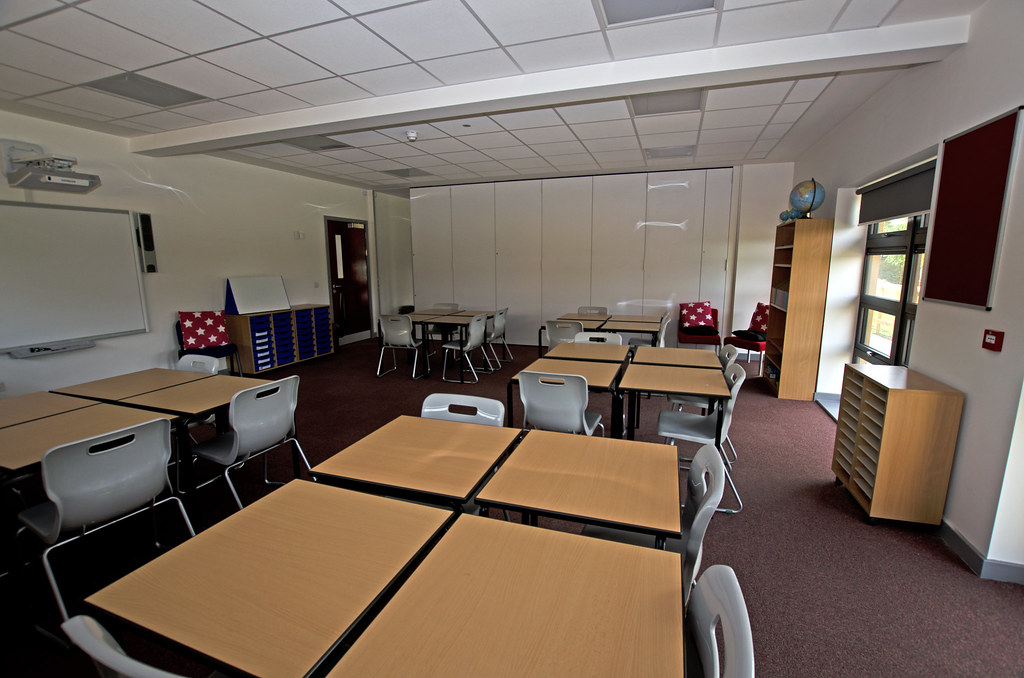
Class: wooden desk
508,358,625,436
600,320,662,339
618,363,730,441
327,514,684,677
0,391,96,429
311,415,523,508
633,346,722,369
545,342,630,363
610,314,663,323
476,430,681,547
87,480,453,678
51,368,212,401
0,404,172,472
557,313,611,322
451,309,495,317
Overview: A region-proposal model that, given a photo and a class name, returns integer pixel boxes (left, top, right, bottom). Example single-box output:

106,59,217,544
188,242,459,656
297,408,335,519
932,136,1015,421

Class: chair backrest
720,364,746,438
39,419,173,543
62,615,187,678
657,312,671,347
577,305,608,315
681,444,726,601
573,331,623,345
380,314,417,348
421,393,505,426
228,375,300,464
687,565,755,678
433,302,460,310
519,371,590,434
719,344,739,369
545,320,583,347
175,354,219,374
463,313,487,350
488,307,508,340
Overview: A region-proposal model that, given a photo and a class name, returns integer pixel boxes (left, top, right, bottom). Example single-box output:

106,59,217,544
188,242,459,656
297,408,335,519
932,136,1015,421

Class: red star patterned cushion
680,301,715,332
749,302,770,331
178,311,229,349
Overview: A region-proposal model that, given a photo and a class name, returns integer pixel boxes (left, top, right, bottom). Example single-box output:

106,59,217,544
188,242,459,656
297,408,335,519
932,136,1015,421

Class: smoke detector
405,130,418,142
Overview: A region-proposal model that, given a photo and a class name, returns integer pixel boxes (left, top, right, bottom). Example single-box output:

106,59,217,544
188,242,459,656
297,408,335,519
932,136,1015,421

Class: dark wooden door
326,219,371,341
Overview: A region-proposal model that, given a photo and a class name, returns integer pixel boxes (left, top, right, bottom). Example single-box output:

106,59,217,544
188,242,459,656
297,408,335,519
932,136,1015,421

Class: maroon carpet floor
4,339,1023,676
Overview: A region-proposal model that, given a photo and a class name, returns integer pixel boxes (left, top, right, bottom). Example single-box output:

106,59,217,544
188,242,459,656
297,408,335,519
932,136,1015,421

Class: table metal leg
506,380,515,427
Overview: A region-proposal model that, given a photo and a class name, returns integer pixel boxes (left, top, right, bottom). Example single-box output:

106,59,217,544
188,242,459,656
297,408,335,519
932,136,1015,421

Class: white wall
792,0,1024,569
0,110,369,397
373,191,413,316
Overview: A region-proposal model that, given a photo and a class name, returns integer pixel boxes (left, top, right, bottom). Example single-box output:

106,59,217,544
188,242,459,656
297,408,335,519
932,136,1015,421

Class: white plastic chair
686,565,755,678
518,371,603,436
573,331,623,345
485,307,513,365
583,444,724,600
377,314,423,379
544,320,583,349
629,311,671,347
191,375,309,509
577,305,608,315
658,363,746,514
18,419,194,620
669,344,740,415
441,313,488,383
421,393,505,427
62,615,193,678
175,354,219,374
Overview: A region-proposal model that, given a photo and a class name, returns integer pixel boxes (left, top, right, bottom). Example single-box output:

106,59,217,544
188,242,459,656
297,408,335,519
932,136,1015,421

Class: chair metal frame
518,370,604,436
377,314,423,379
441,313,488,383
485,307,514,365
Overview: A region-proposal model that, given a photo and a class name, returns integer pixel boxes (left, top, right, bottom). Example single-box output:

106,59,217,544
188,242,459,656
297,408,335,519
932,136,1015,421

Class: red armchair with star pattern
677,301,721,350
724,302,769,373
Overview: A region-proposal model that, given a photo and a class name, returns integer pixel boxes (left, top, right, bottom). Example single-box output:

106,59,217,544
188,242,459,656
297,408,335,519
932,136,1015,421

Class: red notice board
924,109,1020,309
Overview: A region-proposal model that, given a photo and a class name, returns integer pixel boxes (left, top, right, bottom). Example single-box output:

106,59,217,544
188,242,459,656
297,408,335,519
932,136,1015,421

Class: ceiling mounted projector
2,139,101,193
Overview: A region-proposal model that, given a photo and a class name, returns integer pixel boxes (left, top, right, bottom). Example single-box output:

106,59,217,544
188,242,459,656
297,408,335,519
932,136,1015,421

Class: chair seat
723,336,765,351
18,501,60,545
192,432,239,466
441,338,466,350
583,411,603,436
658,409,717,445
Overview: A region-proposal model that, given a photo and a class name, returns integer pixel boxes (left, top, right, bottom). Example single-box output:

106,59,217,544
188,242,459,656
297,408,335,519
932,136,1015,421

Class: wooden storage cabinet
831,363,964,525
763,218,833,400
226,305,334,375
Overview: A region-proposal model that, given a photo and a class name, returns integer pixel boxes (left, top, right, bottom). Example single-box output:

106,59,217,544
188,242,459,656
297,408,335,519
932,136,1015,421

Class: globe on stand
789,178,826,217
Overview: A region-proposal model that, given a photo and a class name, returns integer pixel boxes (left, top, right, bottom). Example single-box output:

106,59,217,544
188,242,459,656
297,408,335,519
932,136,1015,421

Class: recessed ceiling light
600,0,715,25
83,72,205,108
644,145,695,159
630,88,703,116
283,135,353,152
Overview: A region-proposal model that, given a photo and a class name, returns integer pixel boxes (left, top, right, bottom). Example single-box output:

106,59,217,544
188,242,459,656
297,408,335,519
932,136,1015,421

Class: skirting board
940,521,1024,584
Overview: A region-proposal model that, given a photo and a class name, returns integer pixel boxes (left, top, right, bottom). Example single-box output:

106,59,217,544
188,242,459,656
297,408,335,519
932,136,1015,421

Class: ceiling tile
0,0,63,28
453,160,508,172
411,137,473,154
273,19,408,75
549,154,598,169
123,109,205,130
420,49,521,85
431,116,504,136
607,13,717,60
332,0,420,15
198,0,347,35
321,147,382,162
569,119,635,139
633,112,702,135
582,136,639,152
751,139,778,153
0,64,66,96
501,156,552,169
695,141,752,156
592,149,644,164
172,100,254,122
512,125,575,144
355,158,409,171
528,140,587,155
82,0,258,53
279,77,370,105
492,108,564,129
327,130,396,146
483,146,539,160
377,125,448,142
286,153,344,167
458,131,521,149
705,82,791,110
771,101,810,124
437,149,495,164
12,8,185,70
507,33,610,72
140,58,264,98
201,40,332,87
556,100,630,124
26,98,114,120
111,118,165,133
222,89,307,114
759,122,791,139
0,31,120,83
639,131,699,148
721,0,787,9
344,63,441,95
358,0,497,61
786,76,833,102
718,0,846,46
37,87,158,117
883,0,985,25
834,0,899,30
464,0,600,44
701,105,777,128
240,143,304,157
699,125,763,144
365,143,429,158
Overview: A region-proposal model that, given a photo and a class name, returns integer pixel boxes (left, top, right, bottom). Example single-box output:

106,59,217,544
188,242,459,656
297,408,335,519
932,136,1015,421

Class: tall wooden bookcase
764,218,833,400
832,363,964,524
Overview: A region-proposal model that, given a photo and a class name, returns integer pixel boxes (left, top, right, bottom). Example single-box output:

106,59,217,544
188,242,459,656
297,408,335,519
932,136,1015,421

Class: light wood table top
405,312,446,321
633,346,722,369
119,374,271,416
513,358,622,389
477,430,681,536
327,514,683,678
311,415,522,504
545,342,630,362
610,314,663,323
0,391,97,429
0,404,172,472
558,312,611,322
619,363,730,398
87,480,452,678
451,309,494,317
600,320,662,333
51,368,212,401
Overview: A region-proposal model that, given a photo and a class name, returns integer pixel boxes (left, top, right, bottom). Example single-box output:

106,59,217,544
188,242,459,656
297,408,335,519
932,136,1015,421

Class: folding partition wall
410,169,733,345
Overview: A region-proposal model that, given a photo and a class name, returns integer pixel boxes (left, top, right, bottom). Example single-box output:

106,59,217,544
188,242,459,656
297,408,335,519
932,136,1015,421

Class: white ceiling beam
129,16,969,157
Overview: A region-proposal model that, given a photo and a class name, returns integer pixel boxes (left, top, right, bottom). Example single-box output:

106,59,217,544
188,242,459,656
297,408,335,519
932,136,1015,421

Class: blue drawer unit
312,306,333,355
226,304,333,375
272,311,295,365
226,313,277,374
293,307,317,360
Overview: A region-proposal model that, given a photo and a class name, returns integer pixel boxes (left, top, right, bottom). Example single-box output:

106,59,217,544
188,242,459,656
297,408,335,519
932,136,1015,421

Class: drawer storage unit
226,305,334,375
